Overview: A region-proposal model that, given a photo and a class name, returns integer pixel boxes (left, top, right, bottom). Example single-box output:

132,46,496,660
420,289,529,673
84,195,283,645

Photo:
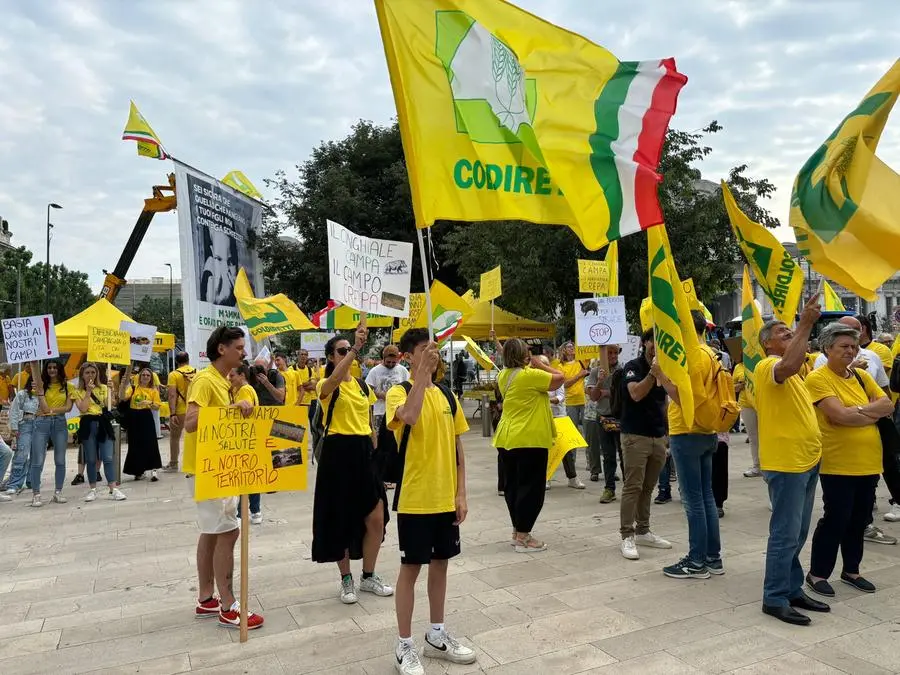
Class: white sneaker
0,493,11,502
52,491,67,504
84,488,97,502
359,573,394,597
339,576,358,604
250,512,263,525
30,494,43,508
743,467,762,478
424,628,476,665
109,487,127,501
636,531,673,549
395,640,424,675
621,536,639,560
884,503,900,523
568,477,586,489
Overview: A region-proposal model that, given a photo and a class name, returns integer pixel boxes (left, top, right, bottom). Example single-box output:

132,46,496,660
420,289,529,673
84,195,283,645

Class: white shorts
186,475,239,535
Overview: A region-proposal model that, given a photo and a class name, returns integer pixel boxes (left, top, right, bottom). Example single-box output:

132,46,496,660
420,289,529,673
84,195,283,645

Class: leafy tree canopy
0,246,95,323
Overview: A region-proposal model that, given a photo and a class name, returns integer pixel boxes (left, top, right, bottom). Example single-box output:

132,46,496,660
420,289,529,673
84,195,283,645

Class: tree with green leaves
0,246,94,322
131,296,185,343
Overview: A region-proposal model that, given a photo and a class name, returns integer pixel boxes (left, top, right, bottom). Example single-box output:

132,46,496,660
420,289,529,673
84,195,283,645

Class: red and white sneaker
218,601,264,630
195,597,221,618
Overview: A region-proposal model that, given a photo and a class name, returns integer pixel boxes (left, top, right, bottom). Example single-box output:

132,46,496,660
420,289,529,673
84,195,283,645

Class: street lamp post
46,203,62,314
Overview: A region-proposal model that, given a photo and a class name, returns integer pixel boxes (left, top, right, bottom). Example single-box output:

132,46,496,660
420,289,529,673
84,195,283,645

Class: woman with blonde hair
73,362,126,502
494,338,565,552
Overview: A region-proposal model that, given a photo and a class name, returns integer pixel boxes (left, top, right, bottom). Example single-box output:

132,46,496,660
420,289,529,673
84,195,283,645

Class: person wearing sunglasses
312,323,393,605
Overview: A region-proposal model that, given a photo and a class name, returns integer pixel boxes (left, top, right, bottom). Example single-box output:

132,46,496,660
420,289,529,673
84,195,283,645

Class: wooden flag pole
491,300,494,333
416,229,434,342
239,493,249,642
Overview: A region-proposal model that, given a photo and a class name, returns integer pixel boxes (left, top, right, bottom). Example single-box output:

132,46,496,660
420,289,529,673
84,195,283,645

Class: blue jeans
31,415,68,493
237,494,261,516
658,455,672,494
81,420,115,487
762,465,819,607
670,433,721,566
7,419,34,490
0,437,12,484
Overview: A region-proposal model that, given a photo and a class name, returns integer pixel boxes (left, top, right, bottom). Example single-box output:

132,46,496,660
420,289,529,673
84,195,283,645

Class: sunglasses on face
335,347,350,356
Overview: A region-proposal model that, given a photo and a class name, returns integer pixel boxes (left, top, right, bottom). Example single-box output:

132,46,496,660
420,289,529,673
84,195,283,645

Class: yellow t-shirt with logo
235,384,259,406
43,382,70,410
182,366,233,474
493,367,554,450
755,356,821,473
71,385,109,416
866,341,893,371
806,367,884,476
668,344,719,436
167,366,197,415
316,378,376,436
559,361,586,406
126,386,161,410
280,368,298,406
386,382,468,514
732,363,755,409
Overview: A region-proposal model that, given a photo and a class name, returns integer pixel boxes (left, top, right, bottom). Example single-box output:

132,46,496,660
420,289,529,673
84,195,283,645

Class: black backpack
608,367,626,419
310,377,370,461
891,356,900,395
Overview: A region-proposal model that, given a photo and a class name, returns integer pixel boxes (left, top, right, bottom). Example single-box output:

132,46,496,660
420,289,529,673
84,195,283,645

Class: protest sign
461,335,495,370
574,297,627,347
575,345,600,361
120,321,157,362
88,326,130,365
327,219,413,318
578,260,609,295
619,334,642,364
194,405,308,500
480,266,502,302
238,325,253,360
300,332,334,358
547,416,587,480
1,314,58,364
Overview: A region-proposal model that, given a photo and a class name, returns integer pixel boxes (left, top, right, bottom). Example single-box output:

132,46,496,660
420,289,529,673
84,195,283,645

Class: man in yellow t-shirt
385,328,474,669
166,353,197,471
0,364,12,406
755,294,827,626
558,342,588,489
274,352,298,406
183,326,263,630
11,368,30,393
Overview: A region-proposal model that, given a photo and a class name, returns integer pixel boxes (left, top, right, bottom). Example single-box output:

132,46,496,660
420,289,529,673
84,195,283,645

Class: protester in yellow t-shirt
119,365,163,482
732,362,761,478
0,364,12,405
755,294,826,624
274,352,298,406
31,359,73,505
804,322,893,597
311,326,391,602
558,342,589,489
166,353,196,471
493,338,564,552
11,368,30,392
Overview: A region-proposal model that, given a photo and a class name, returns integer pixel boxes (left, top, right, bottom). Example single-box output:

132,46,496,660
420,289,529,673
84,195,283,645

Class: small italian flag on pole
310,300,341,329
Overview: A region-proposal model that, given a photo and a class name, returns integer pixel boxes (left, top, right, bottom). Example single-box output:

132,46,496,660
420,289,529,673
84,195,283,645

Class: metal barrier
481,394,492,438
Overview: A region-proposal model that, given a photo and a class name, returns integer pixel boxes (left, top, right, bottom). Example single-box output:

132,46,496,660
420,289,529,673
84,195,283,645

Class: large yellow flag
221,171,263,201
722,182,804,324
375,0,687,250
234,268,315,338
121,101,169,160
791,60,900,300
822,280,846,311
741,265,765,400
647,225,698,427
606,241,619,296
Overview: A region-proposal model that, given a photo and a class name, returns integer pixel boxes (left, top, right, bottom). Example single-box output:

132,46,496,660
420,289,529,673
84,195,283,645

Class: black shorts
397,512,460,565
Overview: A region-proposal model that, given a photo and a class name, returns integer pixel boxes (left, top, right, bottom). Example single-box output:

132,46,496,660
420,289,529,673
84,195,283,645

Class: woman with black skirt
313,324,393,605
119,365,163,482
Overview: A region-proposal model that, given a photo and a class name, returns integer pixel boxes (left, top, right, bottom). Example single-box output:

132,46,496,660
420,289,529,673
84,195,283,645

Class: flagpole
491,300,494,333
416,229,434,342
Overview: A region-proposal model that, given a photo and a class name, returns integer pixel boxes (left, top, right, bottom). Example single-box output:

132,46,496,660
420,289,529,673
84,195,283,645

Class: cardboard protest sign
480,266,502,302
574,297,627,348
194,405,308,500
327,219,413,317
120,321,157,362
547,416,587,480
619,334,642,364
1,314,59,364
88,326,130,365
578,260,609,295
461,335,495,370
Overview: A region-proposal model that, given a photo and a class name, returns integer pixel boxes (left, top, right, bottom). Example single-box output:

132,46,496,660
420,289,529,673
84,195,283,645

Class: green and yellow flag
681,278,713,326
791,60,900,301
393,282,474,343
606,241,619,296
722,181,804,324
639,296,653,333
741,265,765,400
121,101,169,160
375,0,687,250
822,280,845,311
234,268,315,338
647,224,698,427
222,171,263,201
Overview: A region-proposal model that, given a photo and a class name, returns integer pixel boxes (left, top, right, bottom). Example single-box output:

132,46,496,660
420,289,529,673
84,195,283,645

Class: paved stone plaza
2,410,900,674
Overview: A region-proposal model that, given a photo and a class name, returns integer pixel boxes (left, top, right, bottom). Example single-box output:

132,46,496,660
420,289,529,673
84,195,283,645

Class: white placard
300,332,335,359
618,334,642,364
327,219,413,318
1,314,58,364
120,321,157,363
574,297,627,347
238,325,253,360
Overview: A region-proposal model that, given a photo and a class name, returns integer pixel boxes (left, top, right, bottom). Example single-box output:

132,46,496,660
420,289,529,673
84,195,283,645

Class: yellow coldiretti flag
822,280,846,311
647,224,698,427
606,241,619,296
480,265,502,302
234,268,315,338
639,297,653,333
681,278,713,325
722,181,804,324
741,265,765,400
222,171,263,200
394,282,473,343
375,0,687,250
121,101,169,160
461,335,495,370
791,60,900,301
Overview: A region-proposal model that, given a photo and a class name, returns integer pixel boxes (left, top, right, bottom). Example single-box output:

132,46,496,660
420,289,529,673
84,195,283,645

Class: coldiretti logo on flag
722,181,804,324
647,224,698,427
741,265,764,400
791,59,900,301
233,268,315,338
375,0,687,251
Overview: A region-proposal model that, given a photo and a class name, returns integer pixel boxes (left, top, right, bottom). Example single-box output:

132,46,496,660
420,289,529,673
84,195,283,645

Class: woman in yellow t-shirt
73,362,126,502
493,338,565,552
312,325,392,603
31,359,73,506
805,323,894,597
119,365,163,483
228,364,263,524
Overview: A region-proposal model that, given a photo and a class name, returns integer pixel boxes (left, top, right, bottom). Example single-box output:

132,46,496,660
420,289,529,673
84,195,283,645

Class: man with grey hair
756,294,830,626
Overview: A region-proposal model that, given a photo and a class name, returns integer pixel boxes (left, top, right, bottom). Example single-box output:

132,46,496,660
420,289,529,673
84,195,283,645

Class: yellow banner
480,266,502,302
88,326,130,365
461,335,495,370
194,406,308,501
578,260,609,295
547,416,585,480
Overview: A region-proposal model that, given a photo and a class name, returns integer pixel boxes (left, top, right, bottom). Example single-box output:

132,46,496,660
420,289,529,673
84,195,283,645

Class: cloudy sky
1,0,898,292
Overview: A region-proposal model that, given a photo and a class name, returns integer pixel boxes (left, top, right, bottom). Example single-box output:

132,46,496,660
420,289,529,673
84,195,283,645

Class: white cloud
0,0,898,292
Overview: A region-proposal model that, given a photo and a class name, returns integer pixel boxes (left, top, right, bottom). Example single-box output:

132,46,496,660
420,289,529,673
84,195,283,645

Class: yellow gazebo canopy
462,302,555,340
55,299,176,353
